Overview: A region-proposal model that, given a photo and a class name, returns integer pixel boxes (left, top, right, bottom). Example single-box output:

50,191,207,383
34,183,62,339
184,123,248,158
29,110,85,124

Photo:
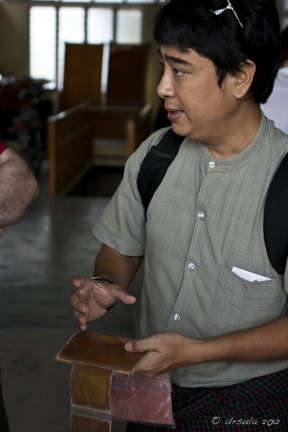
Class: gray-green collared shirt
93,114,288,387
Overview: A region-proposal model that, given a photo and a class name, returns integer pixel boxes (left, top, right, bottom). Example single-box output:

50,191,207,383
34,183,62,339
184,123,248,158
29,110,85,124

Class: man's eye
173,69,184,76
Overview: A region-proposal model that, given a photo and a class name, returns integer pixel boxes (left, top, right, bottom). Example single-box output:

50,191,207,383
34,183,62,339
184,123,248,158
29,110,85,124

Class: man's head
154,0,280,104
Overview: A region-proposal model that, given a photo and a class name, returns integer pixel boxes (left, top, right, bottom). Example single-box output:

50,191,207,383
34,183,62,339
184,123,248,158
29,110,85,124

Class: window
58,7,85,88
116,9,142,43
29,7,56,86
87,8,113,91
29,1,162,90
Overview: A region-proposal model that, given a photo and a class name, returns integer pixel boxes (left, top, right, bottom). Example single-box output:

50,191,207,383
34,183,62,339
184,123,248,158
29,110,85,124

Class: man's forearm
198,316,288,364
0,148,39,227
94,244,143,290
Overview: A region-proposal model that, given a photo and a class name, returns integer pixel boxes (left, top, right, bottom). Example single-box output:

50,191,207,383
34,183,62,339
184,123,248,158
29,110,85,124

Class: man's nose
157,73,174,99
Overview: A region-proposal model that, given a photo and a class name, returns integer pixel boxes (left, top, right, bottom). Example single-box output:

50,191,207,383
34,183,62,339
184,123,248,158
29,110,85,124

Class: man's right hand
70,275,137,330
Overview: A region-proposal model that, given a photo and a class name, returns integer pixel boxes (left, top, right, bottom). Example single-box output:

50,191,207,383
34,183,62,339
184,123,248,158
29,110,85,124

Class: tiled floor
0,166,141,431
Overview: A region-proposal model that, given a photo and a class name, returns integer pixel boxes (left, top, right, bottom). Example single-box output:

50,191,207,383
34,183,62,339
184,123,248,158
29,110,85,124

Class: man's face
157,45,237,145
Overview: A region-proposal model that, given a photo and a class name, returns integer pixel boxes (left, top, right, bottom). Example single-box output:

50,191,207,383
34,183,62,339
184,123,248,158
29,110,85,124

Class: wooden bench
48,101,153,196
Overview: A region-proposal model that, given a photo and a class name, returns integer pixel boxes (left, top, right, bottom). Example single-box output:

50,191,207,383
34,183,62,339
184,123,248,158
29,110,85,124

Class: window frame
28,1,155,90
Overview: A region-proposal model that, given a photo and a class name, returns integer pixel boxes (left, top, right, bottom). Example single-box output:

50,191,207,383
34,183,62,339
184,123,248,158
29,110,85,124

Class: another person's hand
125,332,205,377
70,275,136,330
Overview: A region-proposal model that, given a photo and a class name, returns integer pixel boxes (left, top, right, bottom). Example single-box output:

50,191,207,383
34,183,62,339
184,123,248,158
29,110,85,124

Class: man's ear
233,60,256,99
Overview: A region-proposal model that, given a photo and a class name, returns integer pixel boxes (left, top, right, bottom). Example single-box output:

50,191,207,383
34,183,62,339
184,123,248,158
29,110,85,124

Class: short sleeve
92,128,169,256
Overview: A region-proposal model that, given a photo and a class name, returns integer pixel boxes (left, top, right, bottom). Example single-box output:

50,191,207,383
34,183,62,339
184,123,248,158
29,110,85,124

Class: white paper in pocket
232,266,272,282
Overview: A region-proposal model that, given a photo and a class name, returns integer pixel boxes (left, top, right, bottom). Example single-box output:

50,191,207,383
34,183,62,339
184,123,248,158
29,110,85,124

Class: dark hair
153,0,280,104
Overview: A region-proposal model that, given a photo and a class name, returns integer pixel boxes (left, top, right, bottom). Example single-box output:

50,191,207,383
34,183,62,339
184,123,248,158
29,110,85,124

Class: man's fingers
70,275,87,289
70,275,136,331
71,275,136,306
125,338,151,353
69,290,87,312
116,290,137,305
72,308,88,329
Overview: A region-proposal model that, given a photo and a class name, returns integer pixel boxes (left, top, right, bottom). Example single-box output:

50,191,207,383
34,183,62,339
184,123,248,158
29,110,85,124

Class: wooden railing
47,101,153,196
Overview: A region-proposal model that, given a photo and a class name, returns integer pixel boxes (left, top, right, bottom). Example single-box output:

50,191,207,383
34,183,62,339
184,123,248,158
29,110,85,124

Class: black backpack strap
264,153,288,274
137,128,184,218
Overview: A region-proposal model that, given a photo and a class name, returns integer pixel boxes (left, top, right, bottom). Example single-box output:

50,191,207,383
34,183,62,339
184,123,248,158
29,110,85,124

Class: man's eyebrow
158,49,192,65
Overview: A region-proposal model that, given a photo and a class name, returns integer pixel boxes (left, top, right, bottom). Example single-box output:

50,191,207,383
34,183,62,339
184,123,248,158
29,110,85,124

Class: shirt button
198,211,205,220
188,262,196,271
209,161,215,168
174,314,181,321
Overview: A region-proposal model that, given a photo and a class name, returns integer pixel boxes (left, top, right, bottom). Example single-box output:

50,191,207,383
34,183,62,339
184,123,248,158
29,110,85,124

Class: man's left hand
125,332,204,377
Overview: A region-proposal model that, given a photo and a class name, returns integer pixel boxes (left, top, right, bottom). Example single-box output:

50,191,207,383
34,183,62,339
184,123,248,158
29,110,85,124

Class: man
0,141,39,431
70,0,288,430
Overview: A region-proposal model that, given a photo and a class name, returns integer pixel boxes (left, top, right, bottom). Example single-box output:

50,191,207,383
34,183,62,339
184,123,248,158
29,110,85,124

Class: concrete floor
0,167,141,432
